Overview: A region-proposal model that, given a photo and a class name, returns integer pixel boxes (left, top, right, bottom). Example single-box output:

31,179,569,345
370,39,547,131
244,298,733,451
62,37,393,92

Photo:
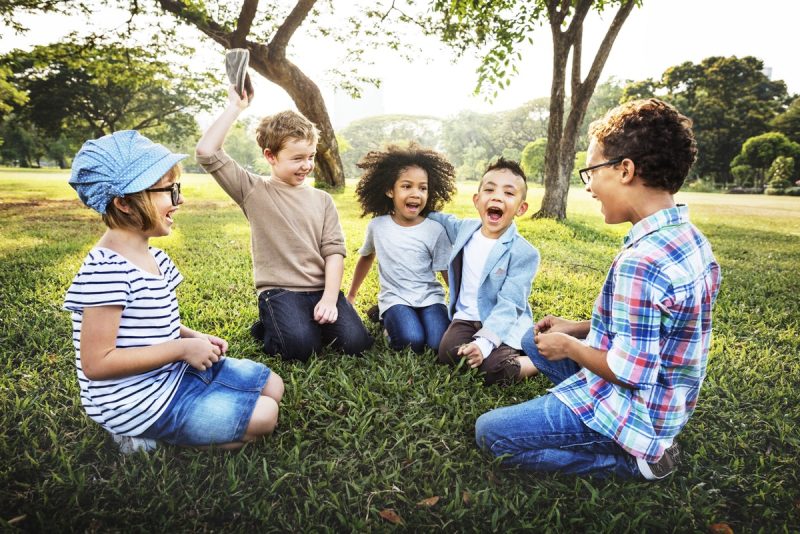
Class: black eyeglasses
578,158,624,185
146,182,181,206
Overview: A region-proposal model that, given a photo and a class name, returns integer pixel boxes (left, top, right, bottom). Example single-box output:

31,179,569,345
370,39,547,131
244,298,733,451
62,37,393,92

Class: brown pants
437,320,521,386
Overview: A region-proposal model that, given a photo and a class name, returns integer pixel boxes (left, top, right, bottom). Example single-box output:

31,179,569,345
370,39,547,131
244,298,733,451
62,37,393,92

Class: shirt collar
623,204,689,248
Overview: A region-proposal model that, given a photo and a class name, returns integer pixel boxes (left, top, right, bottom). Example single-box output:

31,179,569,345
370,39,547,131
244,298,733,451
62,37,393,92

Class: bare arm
80,306,222,380
314,253,344,324
534,331,629,388
196,85,250,157
347,253,375,304
535,315,591,338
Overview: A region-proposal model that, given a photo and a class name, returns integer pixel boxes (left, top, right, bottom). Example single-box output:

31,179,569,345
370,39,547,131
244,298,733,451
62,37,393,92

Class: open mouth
487,206,504,222
406,202,420,212
166,209,177,223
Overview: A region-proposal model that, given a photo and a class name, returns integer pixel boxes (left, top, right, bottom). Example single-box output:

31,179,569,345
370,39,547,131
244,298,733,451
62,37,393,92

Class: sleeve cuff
473,336,495,359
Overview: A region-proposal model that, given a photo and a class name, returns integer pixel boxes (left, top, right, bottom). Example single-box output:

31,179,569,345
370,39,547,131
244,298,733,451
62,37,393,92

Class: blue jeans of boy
474,328,641,478
382,303,449,354
257,289,373,362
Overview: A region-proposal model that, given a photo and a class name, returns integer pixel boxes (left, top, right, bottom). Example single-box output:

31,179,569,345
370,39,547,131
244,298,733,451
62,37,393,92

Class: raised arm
196,85,251,157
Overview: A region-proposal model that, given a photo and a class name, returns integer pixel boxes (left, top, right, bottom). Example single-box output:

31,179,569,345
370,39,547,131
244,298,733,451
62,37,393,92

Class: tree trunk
534,0,636,219
157,0,345,189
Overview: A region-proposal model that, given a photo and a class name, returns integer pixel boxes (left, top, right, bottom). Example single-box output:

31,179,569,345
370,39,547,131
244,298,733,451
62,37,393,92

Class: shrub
685,178,720,193
784,186,800,196
767,156,794,189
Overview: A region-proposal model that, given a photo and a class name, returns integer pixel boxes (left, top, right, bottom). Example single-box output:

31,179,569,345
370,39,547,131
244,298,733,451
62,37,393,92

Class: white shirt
454,230,497,358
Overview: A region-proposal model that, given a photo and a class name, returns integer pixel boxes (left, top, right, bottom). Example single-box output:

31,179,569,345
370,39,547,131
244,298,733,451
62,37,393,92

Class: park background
2,0,799,531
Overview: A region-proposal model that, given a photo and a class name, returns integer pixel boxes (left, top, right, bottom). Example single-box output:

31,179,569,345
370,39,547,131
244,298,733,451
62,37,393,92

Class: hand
204,334,228,355
227,84,250,111
535,315,576,335
181,337,222,371
533,331,573,361
458,342,485,369
314,296,339,324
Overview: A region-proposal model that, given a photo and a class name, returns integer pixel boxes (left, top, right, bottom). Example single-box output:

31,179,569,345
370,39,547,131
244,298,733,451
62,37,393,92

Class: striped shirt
64,247,187,436
552,205,721,462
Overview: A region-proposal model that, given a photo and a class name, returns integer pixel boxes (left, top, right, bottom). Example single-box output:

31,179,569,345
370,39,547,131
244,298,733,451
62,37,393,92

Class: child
346,144,455,354
64,130,283,451
475,99,722,479
195,86,373,362
428,158,540,386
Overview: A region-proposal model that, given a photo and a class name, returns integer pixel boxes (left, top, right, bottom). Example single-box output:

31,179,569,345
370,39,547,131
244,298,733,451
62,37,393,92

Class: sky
2,0,799,129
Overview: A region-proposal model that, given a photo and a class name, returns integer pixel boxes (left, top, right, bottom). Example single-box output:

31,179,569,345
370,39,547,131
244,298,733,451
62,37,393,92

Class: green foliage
0,36,219,166
0,65,26,116
767,156,794,188
733,132,800,188
338,115,443,180
624,56,790,184
2,170,799,531
771,96,800,145
521,138,547,184
730,164,757,187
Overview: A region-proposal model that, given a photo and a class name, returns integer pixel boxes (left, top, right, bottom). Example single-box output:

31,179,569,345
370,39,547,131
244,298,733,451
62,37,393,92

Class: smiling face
473,168,528,238
146,173,183,238
584,138,628,224
265,137,316,186
386,165,429,226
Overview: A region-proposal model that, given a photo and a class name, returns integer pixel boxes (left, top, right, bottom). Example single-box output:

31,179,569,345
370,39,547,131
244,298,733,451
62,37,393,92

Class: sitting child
195,85,373,362
346,144,455,354
65,130,283,451
475,98,722,479
428,158,539,385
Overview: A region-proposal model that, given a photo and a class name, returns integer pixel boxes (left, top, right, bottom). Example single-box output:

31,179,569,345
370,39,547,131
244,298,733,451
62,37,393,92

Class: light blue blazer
427,212,540,350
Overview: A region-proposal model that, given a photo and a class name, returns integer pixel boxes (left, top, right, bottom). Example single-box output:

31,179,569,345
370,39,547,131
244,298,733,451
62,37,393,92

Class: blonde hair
255,110,319,155
101,165,181,231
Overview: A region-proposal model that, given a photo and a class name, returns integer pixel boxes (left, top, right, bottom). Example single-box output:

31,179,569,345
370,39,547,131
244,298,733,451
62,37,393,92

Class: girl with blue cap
64,130,284,452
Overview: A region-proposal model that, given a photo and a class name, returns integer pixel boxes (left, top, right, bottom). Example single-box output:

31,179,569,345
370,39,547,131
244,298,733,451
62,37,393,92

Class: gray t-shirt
359,215,451,316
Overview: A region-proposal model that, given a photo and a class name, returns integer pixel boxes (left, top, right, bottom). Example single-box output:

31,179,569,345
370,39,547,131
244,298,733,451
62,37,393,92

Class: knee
245,397,280,439
263,372,284,403
389,330,425,354
280,332,320,362
337,327,373,356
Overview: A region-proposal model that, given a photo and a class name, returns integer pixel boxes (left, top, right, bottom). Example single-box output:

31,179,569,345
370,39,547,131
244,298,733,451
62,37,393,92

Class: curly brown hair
589,98,697,193
355,143,456,218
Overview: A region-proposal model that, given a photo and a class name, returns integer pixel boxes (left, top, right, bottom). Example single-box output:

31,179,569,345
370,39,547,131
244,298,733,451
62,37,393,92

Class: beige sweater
197,149,346,293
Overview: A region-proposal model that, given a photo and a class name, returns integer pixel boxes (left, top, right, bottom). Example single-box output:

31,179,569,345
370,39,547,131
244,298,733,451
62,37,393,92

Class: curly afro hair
355,143,456,218
589,98,697,194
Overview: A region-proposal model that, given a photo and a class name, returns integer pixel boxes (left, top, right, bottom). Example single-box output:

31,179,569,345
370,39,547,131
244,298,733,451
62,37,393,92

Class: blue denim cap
69,130,188,214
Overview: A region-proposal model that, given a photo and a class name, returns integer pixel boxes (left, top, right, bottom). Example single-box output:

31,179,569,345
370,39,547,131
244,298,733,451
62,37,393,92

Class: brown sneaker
637,443,680,480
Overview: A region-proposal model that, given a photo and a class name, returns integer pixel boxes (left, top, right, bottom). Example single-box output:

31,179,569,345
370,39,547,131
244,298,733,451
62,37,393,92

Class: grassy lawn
1,168,798,532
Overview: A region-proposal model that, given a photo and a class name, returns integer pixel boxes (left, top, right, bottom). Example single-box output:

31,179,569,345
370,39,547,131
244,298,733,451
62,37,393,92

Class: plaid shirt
552,205,721,462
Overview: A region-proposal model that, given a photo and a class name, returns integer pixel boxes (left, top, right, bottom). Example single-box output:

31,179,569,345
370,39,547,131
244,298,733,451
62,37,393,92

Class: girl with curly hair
347,143,456,354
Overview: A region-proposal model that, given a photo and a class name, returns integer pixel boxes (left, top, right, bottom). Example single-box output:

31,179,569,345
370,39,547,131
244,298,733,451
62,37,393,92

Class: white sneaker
111,433,158,454
637,442,680,480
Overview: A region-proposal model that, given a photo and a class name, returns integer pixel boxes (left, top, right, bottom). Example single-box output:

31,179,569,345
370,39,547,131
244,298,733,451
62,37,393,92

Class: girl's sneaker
112,434,158,454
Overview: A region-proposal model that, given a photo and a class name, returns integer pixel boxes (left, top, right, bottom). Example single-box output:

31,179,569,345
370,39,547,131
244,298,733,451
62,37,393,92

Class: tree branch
231,0,259,47
157,0,233,48
269,0,317,58
580,0,636,95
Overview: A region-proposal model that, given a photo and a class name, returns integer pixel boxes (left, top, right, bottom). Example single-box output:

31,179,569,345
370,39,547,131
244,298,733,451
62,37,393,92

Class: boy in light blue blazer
428,158,540,385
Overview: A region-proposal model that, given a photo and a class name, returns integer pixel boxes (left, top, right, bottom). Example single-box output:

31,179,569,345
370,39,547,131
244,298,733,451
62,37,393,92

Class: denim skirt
139,357,270,446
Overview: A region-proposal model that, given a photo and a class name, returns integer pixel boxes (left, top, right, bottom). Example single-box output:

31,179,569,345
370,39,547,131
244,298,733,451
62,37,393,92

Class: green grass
1,168,799,532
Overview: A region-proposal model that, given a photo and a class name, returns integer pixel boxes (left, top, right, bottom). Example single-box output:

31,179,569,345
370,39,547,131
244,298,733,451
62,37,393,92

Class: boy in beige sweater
196,86,373,362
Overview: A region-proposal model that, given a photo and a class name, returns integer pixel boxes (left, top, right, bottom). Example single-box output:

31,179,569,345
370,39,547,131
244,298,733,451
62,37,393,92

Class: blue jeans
258,289,373,362
382,303,449,354
140,357,270,446
473,329,641,478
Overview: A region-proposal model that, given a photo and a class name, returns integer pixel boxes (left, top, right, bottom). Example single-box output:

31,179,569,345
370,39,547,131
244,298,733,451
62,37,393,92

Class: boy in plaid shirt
475,99,721,479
